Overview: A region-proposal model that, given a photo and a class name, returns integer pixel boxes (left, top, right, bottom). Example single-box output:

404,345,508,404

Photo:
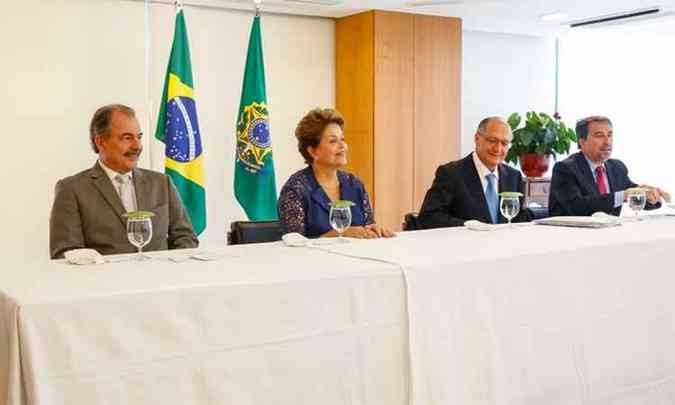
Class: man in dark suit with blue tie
418,116,530,228
549,115,670,216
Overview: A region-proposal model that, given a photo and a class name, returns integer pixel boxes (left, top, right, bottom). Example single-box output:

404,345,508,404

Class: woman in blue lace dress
278,108,394,239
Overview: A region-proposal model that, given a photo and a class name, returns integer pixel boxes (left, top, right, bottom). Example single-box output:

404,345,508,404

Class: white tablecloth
0,244,408,405
334,215,675,405
3,214,675,405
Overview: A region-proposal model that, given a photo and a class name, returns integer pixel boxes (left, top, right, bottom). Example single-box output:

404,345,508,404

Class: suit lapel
90,162,127,227
574,152,599,196
463,154,492,222
338,171,358,206
497,165,511,224
133,168,147,210
307,168,331,213
604,160,619,192
497,164,508,193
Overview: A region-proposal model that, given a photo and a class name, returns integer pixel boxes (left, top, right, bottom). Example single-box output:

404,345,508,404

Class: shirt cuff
614,191,625,208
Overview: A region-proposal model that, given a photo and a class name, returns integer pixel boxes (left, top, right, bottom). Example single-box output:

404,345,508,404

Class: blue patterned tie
485,173,499,224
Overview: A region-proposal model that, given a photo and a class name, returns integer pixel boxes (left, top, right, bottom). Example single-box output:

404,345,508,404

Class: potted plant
506,112,577,178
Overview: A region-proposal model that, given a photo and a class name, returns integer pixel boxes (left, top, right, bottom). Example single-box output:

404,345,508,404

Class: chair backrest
402,212,419,231
228,220,283,245
526,206,549,220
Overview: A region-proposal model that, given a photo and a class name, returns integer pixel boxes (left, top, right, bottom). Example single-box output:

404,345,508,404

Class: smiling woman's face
308,123,348,168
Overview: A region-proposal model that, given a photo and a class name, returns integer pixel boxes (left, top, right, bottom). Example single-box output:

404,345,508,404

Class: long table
3,215,675,405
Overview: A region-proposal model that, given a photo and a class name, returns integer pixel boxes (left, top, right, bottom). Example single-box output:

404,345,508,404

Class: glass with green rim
123,211,154,260
329,200,354,241
498,192,522,228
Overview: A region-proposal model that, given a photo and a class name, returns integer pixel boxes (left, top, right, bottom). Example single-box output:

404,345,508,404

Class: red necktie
595,166,608,194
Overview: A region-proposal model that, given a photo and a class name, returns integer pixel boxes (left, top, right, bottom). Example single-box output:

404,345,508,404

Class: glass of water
499,192,522,228
329,200,354,242
626,188,647,219
124,212,154,260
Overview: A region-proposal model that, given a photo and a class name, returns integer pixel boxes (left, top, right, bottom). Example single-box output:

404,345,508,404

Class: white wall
462,30,557,157
0,0,334,258
559,24,675,194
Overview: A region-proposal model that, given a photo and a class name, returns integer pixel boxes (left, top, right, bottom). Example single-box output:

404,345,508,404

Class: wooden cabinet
336,10,462,230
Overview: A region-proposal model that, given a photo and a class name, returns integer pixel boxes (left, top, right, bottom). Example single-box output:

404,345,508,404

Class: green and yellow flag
155,7,206,235
234,14,278,220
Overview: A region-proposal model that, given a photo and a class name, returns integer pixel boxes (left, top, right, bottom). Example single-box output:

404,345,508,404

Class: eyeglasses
479,133,511,149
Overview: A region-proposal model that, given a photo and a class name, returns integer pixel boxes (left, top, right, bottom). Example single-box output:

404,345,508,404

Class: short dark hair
576,115,612,147
295,108,345,165
89,104,136,153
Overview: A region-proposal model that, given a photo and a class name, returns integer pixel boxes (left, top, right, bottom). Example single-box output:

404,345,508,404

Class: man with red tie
549,115,670,216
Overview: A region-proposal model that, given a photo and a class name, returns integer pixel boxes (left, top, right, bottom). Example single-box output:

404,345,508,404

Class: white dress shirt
99,160,138,211
472,152,499,194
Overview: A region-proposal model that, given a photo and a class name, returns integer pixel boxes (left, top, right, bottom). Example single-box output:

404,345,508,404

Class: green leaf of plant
508,111,577,161
520,130,534,146
507,112,521,130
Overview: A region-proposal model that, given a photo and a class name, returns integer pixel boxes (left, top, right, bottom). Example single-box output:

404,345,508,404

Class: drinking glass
329,201,353,242
627,189,647,219
499,194,521,228
126,217,153,260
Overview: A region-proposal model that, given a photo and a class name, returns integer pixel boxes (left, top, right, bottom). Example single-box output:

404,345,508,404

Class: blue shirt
277,166,375,238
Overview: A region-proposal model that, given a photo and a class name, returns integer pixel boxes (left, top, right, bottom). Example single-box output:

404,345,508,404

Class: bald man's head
474,117,512,171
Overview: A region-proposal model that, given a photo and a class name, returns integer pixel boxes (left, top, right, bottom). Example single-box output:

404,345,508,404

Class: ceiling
190,0,675,36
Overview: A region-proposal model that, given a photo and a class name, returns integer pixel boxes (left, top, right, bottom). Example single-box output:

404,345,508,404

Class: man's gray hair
89,104,136,153
477,116,511,135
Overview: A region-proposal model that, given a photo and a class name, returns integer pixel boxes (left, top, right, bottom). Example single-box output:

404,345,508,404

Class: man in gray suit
50,104,198,259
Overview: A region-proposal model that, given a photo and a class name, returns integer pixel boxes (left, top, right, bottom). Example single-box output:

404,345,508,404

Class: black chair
526,206,549,220
402,212,419,231
227,220,283,245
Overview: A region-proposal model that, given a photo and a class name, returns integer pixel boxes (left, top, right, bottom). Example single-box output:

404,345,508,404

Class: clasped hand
340,224,396,239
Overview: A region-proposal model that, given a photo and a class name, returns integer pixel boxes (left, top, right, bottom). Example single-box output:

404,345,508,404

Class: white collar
472,152,499,182
582,153,606,172
98,159,133,184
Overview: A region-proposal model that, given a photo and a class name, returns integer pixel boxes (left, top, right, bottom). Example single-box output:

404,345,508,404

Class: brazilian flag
155,7,206,235
234,14,278,220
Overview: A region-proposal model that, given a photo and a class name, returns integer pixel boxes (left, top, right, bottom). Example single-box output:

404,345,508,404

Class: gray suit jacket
50,162,199,259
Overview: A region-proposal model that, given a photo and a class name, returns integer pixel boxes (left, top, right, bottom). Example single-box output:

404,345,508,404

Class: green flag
154,8,206,235
234,14,278,220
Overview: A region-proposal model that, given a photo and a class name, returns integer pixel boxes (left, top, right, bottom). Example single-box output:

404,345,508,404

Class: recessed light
540,12,568,21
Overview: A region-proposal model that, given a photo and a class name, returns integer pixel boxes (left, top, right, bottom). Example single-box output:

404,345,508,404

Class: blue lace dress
277,166,375,237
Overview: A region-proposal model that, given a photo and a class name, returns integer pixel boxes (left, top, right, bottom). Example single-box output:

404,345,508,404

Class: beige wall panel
374,11,414,231
336,11,375,200
413,15,462,210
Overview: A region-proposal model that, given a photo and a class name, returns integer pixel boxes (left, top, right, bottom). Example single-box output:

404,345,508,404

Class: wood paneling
413,15,462,210
336,11,462,230
336,11,375,200
373,11,414,231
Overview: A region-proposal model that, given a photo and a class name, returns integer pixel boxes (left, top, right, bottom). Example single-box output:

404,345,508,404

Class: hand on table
365,223,396,238
639,184,671,204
